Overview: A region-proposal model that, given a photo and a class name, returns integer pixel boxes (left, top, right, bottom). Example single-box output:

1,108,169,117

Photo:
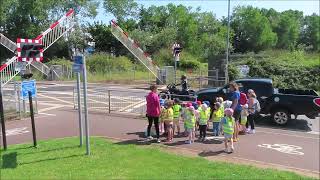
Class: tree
275,10,303,50
231,6,277,53
300,14,320,51
103,0,139,21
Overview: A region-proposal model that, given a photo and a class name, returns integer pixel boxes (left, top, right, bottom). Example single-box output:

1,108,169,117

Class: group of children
154,97,251,153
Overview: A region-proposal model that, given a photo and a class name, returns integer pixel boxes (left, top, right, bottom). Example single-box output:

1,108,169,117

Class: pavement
1,82,320,178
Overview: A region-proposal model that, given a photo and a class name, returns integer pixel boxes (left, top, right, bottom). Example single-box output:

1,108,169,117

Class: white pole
225,0,231,84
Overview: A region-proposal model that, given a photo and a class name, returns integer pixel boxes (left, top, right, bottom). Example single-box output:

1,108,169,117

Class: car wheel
162,92,171,100
272,110,290,125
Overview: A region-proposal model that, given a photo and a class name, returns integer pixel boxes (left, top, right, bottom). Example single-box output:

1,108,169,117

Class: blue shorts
224,133,233,139
186,128,195,133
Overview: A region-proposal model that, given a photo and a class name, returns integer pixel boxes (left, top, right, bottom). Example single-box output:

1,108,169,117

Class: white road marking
118,99,145,112
38,112,57,116
0,127,29,137
256,130,319,140
38,94,74,105
38,105,65,113
258,144,304,155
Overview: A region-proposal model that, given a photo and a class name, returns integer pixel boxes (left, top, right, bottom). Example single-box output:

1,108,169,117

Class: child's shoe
224,148,229,153
231,146,235,153
147,136,153,140
248,129,255,134
156,138,161,143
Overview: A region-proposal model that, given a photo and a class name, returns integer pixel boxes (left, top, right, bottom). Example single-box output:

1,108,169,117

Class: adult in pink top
146,85,161,141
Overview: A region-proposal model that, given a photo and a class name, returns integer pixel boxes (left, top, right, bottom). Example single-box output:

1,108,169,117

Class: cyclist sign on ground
21,80,37,99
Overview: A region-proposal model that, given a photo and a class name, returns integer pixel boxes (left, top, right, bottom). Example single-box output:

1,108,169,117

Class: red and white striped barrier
36,9,74,40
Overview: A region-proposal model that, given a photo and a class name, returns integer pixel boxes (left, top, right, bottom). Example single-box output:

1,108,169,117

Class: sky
90,0,319,24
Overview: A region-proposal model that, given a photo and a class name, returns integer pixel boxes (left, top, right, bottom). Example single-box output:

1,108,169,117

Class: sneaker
157,139,161,143
224,148,229,153
185,140,191,144
245,128,250,133
231,146,234,153
147,136,153,140
248,130,255,134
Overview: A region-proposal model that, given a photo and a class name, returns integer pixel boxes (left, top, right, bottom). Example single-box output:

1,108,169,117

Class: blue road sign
73,56,84,73
74,56,83,65
21,80,36,99
73,64,83,73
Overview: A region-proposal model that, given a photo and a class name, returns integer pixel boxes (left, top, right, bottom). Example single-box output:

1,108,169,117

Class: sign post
0,84,7,150
73,56,83,147
82,55,90,155
21,80,37,147
28,91,37,147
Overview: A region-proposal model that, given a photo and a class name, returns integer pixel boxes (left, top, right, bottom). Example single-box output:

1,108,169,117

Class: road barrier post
28,91,37,147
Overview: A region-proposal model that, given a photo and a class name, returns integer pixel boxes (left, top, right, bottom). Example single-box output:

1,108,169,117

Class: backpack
254,99,261,113
239,92,248,105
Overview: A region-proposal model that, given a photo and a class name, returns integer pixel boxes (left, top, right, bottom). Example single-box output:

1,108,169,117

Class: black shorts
233,110,241,122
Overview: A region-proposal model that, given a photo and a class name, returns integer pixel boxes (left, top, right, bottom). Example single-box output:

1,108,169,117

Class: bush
86,53,134,73
179,59,201,70
46,58,72,67
246,59,320,91
228,64,240,81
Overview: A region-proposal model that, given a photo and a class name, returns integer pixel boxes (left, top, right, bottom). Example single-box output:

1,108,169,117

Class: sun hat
224,108,234,116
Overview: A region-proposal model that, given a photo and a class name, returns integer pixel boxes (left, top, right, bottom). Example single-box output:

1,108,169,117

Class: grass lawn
0,137,313,179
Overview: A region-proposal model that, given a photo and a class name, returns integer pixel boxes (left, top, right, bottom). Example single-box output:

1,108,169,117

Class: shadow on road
199,150,225,157
126,132,145,138
255,115,312,132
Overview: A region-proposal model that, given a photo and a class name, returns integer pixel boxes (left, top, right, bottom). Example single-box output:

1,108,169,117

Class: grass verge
0,137,313,179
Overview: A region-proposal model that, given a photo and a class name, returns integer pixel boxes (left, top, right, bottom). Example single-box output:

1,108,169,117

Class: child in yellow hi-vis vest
212,102,224,136
184,106,196,144
163,100,174,142
198,104,210,141
172,99,182,135
221,108,235,153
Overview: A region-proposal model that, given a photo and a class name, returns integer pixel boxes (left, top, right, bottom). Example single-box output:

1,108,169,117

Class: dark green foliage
245,59,320,91
179,60,201,70
228,64,240,81
86,53,133,73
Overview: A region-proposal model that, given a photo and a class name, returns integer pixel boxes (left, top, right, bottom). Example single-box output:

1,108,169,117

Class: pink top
146,92,160,117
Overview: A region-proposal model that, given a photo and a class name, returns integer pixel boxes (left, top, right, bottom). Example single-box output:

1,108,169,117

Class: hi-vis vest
172,104,181,118
185,111,196,129
223,116,235,135
199,109,209,125
213,107,224,122
162,108,174,121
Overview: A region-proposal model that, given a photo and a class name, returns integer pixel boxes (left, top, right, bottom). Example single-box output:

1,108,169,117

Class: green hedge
86,53,134,73
246,59,320,91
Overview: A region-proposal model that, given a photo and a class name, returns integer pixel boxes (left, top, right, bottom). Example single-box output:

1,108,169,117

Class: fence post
108,90,111,114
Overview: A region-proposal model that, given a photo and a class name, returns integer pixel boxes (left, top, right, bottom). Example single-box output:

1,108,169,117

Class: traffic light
17,38,43,62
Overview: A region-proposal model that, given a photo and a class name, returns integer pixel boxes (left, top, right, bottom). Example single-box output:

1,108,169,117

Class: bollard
0,84,7,150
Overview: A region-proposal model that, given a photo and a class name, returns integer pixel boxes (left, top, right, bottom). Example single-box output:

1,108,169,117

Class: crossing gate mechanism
0,9,75,87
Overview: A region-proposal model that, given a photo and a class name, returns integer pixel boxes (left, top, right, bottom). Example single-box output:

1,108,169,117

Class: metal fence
1,82,38,120
73,87,197,116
